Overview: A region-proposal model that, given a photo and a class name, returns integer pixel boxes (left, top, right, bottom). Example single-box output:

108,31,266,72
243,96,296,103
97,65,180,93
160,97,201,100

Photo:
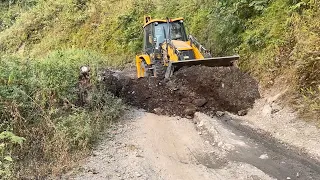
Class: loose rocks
238,110,248,116
193,98,208,107
102,66,260,117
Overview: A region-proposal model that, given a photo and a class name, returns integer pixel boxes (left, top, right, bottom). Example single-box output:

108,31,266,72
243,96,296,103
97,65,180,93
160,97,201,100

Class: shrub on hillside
0,49,124,178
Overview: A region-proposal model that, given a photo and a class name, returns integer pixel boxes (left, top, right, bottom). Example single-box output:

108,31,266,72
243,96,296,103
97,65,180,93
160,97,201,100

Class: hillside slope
1,0,318,115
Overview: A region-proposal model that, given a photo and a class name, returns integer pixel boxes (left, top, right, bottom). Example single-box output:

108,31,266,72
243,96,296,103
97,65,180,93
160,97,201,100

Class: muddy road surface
68,110,320,180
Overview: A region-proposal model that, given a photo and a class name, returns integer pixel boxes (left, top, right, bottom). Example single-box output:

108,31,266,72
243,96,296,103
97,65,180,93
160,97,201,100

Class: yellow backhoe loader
135,16,239,79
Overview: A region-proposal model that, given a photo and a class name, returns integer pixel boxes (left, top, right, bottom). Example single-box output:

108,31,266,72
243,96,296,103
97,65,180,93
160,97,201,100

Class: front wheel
153,60,166,79
140,61,150,77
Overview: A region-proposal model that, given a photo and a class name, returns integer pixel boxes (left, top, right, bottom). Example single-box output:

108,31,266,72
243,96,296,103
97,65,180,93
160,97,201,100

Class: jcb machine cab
135,16,239,78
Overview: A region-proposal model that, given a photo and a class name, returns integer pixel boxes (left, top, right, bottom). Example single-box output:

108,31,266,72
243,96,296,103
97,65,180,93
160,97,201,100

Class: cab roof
143,17,184,28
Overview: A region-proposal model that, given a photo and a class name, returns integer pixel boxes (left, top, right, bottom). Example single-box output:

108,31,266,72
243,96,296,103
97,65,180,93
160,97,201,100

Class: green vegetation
239,0,320,119
0,0,319,178
0,50,124,178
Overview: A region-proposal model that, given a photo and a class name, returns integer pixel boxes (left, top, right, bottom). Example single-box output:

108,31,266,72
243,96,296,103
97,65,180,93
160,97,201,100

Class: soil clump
101,66,260,117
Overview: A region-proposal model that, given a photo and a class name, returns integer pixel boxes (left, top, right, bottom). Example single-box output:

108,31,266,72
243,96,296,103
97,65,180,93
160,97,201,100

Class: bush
238,0,320,120
0,131,25,179
0,49,124,178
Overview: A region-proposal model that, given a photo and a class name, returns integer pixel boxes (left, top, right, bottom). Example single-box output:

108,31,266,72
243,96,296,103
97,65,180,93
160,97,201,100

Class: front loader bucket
165,55,239,78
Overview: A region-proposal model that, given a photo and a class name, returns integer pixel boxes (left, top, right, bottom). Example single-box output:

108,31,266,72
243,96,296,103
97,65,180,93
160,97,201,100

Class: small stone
296,172,300,178
181,98,191,103
271,108,280,114
262,105,272,116
186,115,193,119
286,177,291,180
180,160,189,164
153,108,164,115
136,173,142,177
192,98,208,107
198,132,202,135
184,107,196,116
197,121,204,127
216,111,225,117
77,167,85,173
136,154,143,158
259,154,269,160
92,169,98,174
237,110,247,116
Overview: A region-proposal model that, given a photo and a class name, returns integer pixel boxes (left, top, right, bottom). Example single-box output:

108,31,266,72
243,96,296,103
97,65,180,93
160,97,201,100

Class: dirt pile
101,66,260,117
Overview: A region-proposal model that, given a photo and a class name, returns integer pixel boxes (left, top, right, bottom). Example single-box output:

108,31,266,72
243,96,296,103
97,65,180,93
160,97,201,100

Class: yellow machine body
136,16,239,78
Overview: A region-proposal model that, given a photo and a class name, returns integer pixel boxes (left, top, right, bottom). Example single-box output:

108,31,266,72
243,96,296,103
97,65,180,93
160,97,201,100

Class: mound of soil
101,66,260,117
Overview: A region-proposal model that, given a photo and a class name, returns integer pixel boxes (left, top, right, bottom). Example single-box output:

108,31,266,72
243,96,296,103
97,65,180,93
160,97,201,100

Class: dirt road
67,109,320,180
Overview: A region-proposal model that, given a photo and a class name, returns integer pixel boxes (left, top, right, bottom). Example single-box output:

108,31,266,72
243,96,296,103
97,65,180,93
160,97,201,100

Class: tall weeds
0,50,124,178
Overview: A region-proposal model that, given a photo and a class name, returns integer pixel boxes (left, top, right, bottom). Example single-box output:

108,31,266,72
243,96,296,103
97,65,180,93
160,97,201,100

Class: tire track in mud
194,112,320,180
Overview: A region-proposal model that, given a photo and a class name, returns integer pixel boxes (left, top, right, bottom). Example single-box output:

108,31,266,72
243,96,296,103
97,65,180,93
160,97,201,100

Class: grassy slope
0,0,136,65
0,0,130,178
239,0,320,120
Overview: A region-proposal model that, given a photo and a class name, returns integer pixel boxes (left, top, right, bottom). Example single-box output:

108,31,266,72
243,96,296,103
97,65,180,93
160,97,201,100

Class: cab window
144,24,153,53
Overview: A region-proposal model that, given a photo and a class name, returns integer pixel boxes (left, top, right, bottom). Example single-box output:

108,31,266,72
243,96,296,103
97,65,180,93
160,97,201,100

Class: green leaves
249,0,269,11
0,131,25,145
3,156,12,162
0,49,124,177
0,131,25,179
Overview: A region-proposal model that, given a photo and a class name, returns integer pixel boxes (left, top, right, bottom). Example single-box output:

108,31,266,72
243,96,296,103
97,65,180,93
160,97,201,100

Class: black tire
141,61,150,77
153,60,166,79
